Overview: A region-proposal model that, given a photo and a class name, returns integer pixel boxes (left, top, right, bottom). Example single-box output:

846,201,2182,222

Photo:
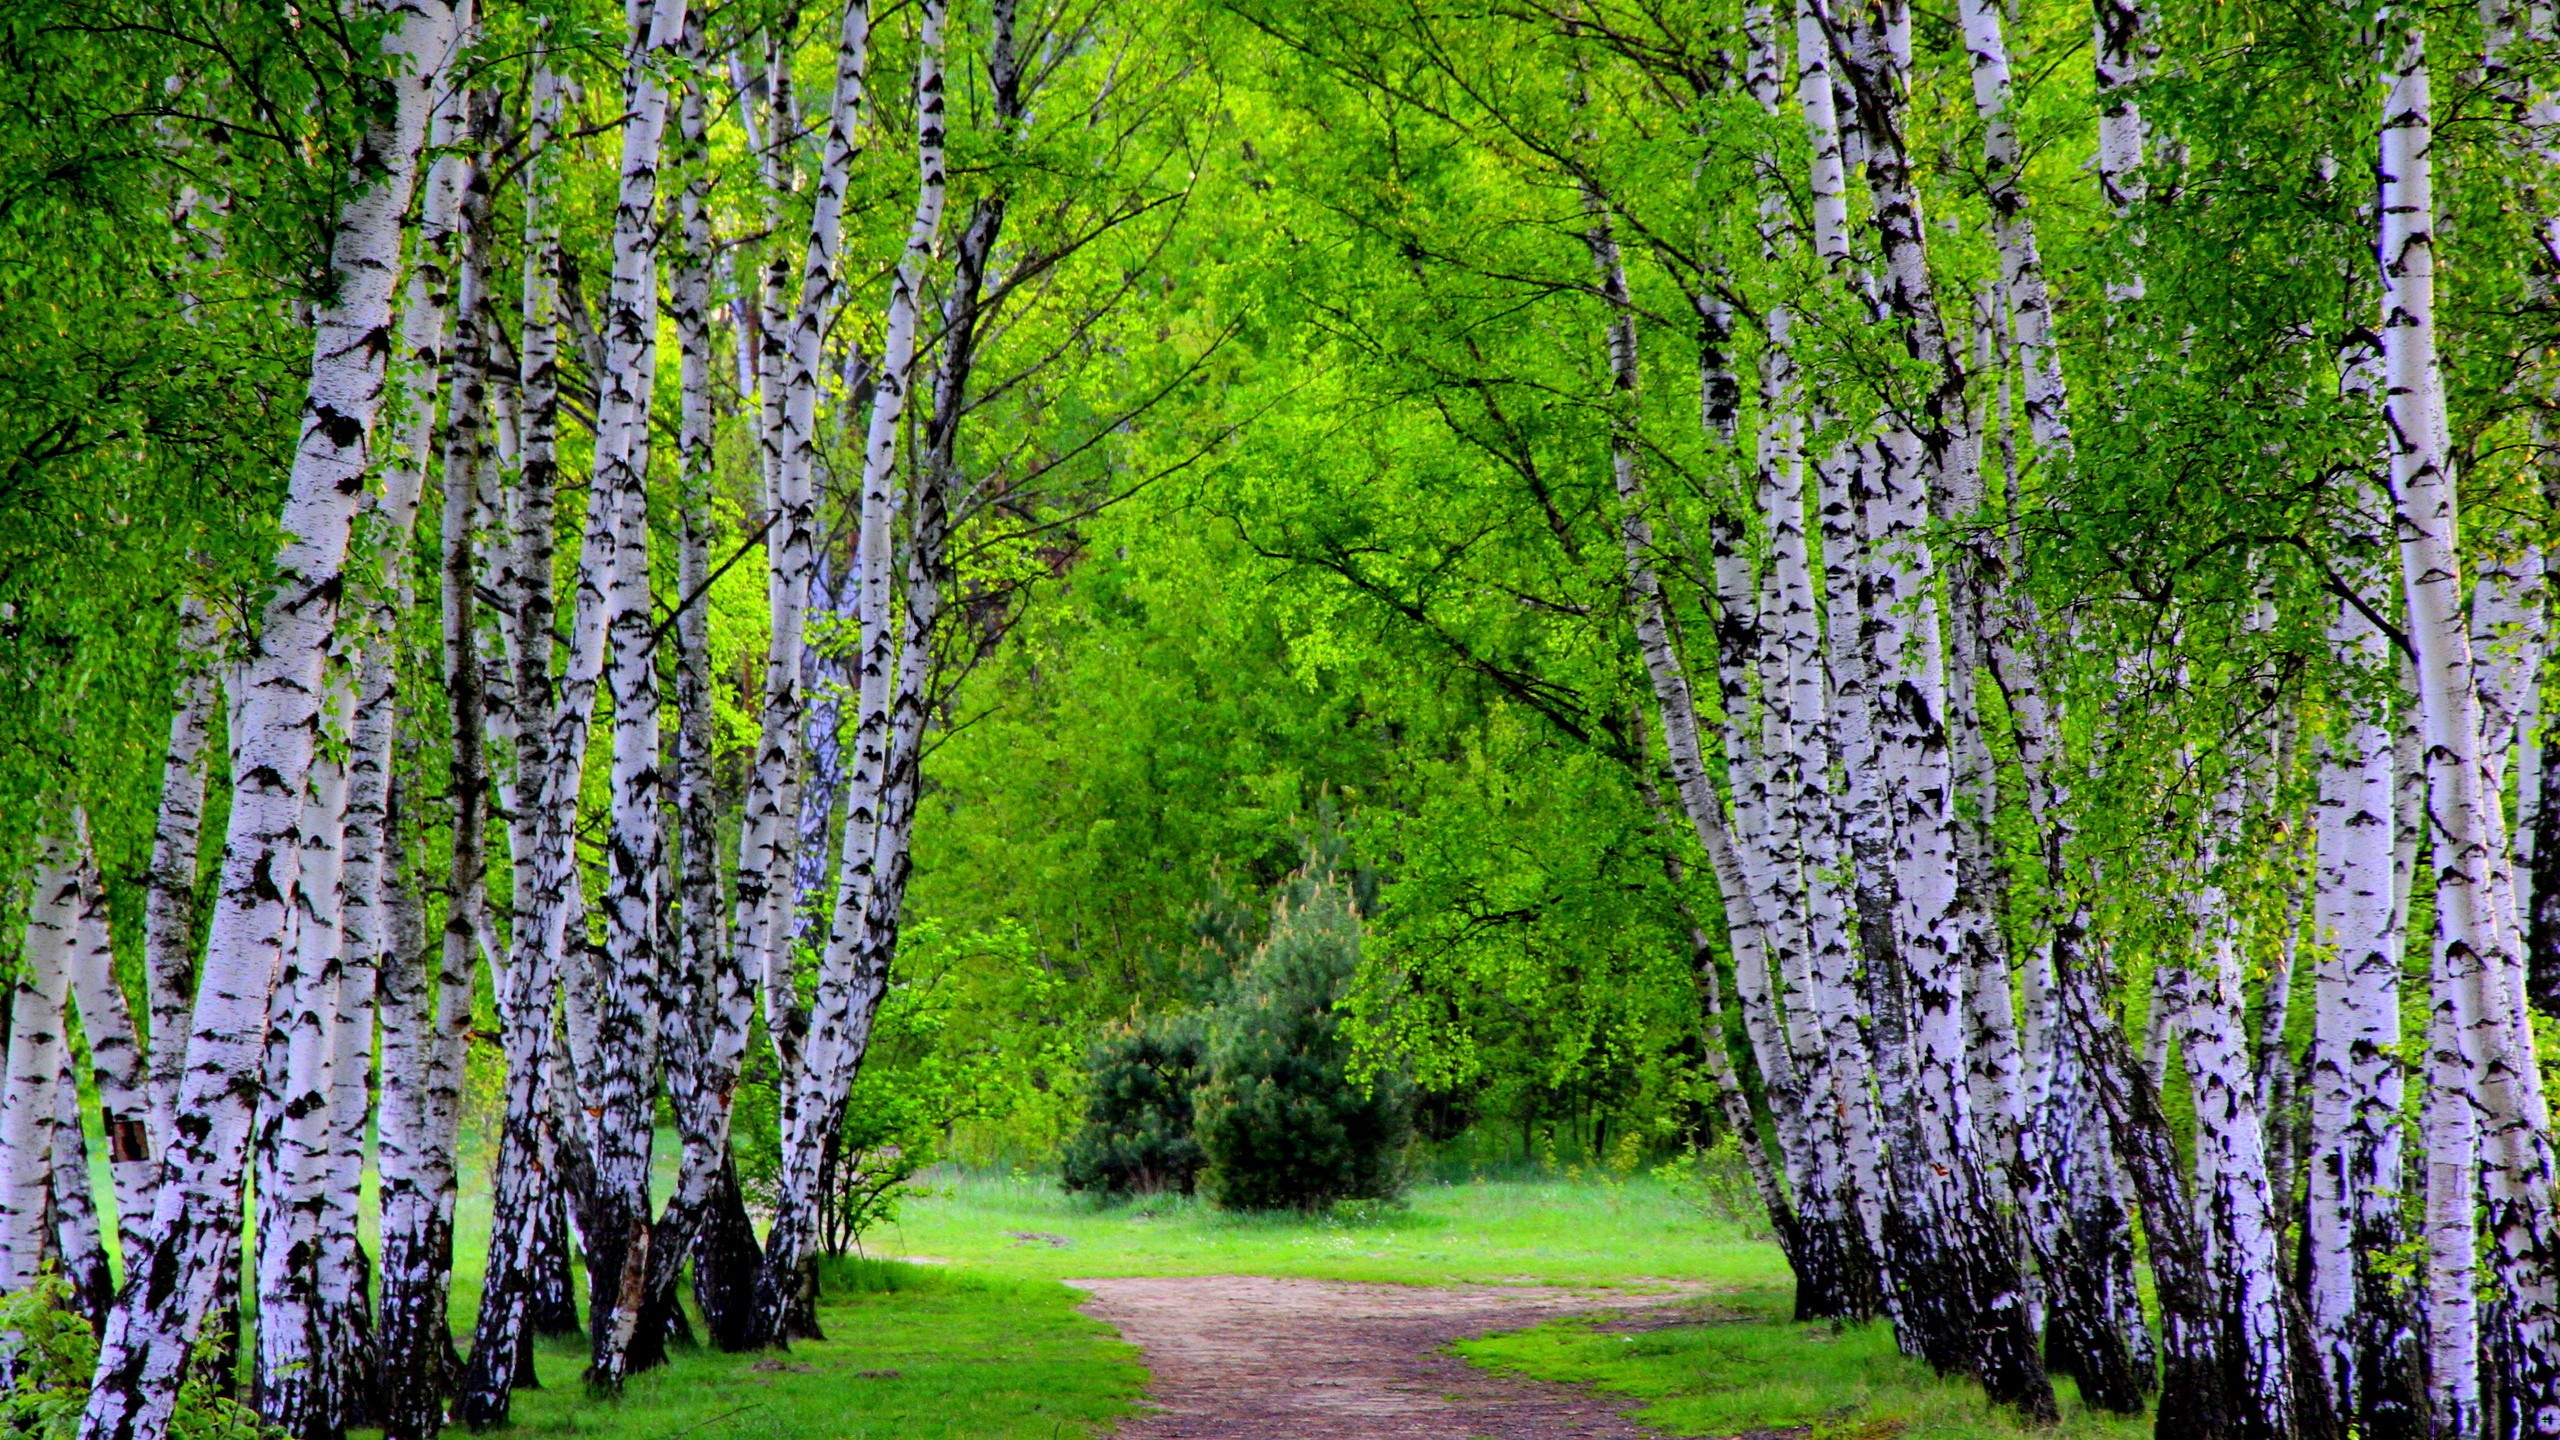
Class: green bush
1194,879,1412,1210
0,1275,274,1440
1060,1013,1208,1197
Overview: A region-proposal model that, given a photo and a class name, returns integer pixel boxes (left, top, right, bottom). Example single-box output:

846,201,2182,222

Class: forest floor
472,1175,2156,1440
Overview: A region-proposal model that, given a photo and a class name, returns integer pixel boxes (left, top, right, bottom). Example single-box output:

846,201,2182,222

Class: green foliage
1060,1013,1209,1198
1194,879,1414,1211
0,1276,275,1440
882,1172,1789,1286
802,919,1085,1250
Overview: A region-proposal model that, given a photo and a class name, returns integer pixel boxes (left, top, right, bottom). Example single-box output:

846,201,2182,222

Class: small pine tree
1194,878,1412,1210
1060,1013,1208,1197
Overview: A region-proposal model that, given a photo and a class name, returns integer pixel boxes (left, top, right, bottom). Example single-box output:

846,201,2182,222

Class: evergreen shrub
1194,879,1412,1210
1060,1012,1209,1197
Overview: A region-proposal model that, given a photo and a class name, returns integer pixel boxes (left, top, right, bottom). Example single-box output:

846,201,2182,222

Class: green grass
313,1166,2133,1440
869,1170,1789,1287
500,1258,1143,1440
1454,1294,2159,1439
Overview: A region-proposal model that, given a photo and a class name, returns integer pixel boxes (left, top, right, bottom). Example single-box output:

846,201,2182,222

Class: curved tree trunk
77,7,460,1438
753,0,951,1345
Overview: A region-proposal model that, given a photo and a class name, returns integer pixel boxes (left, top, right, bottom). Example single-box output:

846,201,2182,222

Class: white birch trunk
51,1047,113,1323
2185,775,2306,1431
253,697,350,1438
457,50,565,1426
733,2,873,1071
586,0,685,1387
756,0,949,1343
145,599,217,1159
65,816,153,1269
80,9,459,1437
1,840,77,1294
2381,22,2560,1432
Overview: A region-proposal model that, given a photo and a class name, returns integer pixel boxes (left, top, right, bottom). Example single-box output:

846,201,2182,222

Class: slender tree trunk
2,839,77,1293
145,600,217,1160
78,8,459,1438
64,816,154,1269
456,52,566,1427
635,5,757,1369
754,0,950,1344
584,0,686,1389
1825,2,2050,1411
2380,21,2560,1433
52,1047,114,1325
254,696,351,1440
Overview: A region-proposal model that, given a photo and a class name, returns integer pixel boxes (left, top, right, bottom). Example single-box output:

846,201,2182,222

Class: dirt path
1069,1275,1699,1440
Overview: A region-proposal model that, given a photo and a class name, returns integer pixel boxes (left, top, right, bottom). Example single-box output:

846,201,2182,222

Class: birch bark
638,4,760,1367
51,1048,113,1325
456,52,567,1424
754,0,950,1344
145,600,217,1159
1,840,77,1294
587,0,687,1388
252,700,350,1440
65,817,153,1268
1827,4,2050,1409
79,7,459,1437
2381,21,2560,1433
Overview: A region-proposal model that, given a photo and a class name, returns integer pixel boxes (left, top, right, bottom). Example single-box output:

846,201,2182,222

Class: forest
0,0,2552,1435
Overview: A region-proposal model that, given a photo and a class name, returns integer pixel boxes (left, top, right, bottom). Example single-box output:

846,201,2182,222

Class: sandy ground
1068,1274,1704,1440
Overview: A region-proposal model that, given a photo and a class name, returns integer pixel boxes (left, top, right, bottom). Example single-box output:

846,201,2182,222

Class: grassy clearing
1454,1294,2157,1440
498,1258,1143,1440
870,1170,1788,1287
322,1170,2128,1440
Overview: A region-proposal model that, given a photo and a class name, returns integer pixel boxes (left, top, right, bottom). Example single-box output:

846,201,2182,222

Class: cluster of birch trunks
0,0,1110,1437
1592,0,2560,1438
8,0,2560,1437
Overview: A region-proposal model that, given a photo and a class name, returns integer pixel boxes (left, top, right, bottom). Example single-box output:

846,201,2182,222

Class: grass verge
1453,1292,2158,1440
497,1259,1143,1440
870,1171,1787,1287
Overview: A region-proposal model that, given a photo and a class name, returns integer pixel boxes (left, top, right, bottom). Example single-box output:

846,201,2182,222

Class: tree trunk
65,816,155,1270
584,0,686,1390
2380,21,2560,1433
52,1047,115,1325
77,9,459,1438
456,51,566,1428
253,700,353,1440
145,600,217,1160
2,839,77,1293
754,0,950,1345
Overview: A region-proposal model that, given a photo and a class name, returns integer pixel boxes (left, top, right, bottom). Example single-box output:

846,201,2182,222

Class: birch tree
79,5,462,1437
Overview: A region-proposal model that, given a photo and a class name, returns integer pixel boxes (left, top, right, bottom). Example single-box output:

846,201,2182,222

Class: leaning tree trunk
77,9,458,1439
1827,2,2052,1412
455,47,572,1428
253,707,352,1440
2380,20,2560,1435
145,599,217,1159
379,85,498,1440
52,1047,115,1325
753,0,949,1346
65,817,155,1269
632,3,743,1373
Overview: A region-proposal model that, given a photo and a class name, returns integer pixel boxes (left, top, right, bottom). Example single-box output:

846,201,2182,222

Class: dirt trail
1069,1274,1700,1440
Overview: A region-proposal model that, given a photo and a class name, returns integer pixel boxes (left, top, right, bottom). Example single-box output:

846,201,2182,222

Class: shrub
1060,1013,1208,1197
1194,879,1412,1210
0,1275,275,1440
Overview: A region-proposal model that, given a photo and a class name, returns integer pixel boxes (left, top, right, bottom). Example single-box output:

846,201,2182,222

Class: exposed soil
1068,1274,1710,1440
